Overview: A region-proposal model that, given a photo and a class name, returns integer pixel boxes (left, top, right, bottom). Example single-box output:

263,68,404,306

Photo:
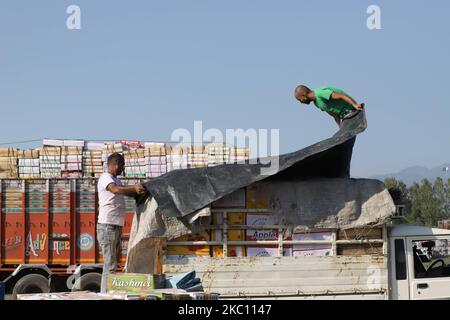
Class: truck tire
72,272,101,292
12,274,50,300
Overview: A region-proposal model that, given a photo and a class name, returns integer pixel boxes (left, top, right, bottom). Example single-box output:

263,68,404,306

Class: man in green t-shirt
294,85,364,127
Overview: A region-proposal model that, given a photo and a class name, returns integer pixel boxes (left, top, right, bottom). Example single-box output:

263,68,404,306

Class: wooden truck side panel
163,255,388,299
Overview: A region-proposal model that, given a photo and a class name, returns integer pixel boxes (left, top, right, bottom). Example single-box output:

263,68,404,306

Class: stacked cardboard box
245,213,292,257
0,148,18,179
84,141,104,151
292,231,332,257
166,232,211,261
167,146,188,171
188,145,208,168
121,140,143,149
207,143,230,166
144,143,167,178
211,212,246,257
42,139,64,147
60,145,83,179
229,147,250,164
123,148,146,178
18,149,40,179
102,142,124,174
83,142,104,178
40,147,61,178
82,150,104,178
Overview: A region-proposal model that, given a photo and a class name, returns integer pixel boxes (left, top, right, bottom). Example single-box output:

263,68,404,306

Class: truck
164,220,450,300
2,178,450,300
158,182,450,300
0,178,138,299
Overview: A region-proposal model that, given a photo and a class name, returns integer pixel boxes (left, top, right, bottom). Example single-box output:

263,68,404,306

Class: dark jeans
97,223,122,293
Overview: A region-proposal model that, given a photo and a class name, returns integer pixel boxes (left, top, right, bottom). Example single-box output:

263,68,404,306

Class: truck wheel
12,274,50,300
72,273,101,292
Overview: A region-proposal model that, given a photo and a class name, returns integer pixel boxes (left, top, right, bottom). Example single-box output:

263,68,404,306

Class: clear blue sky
1,1,449,177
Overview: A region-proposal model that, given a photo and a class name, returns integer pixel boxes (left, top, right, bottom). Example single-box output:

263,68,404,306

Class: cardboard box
61,146,83,155
145,156,167,165
145,148,167,157
246,214,278,241
43,139,64,147
18,159,40,167
0,163,17,171
17,149,40,159
107,273,166,293
61,155,82,162
40,155,60,161
19,174,41,179
212,246,245,257
60,163,82,171
63,140,84,147
246,184,271,209
167,232,210,256
0,148,18,157
246,247,292,257
85,141,104,151
123,149,146,158
293,231,332,257
41,147,61,156
125,158,146,166
110,288,192,300
19,167,40,174
144,142,165,149
40,163,61,168
125,166,146,174
82,159,103,166
0,172,18,179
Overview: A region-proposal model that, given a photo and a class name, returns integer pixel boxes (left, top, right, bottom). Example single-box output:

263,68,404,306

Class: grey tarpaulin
143,109,367,218
125,110,395,271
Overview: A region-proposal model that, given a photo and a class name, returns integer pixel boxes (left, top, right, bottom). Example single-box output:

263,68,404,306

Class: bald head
294,85,311,97
294,85,313,104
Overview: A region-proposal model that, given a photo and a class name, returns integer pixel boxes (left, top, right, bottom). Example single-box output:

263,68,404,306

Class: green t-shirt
313,87,354,117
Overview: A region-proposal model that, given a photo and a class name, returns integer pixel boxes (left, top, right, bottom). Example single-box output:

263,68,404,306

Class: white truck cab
389,225,450,300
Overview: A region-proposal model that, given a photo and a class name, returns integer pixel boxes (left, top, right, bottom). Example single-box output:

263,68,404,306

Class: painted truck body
0,179,135,297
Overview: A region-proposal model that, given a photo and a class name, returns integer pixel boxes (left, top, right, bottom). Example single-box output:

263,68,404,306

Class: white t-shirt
97,172,126,226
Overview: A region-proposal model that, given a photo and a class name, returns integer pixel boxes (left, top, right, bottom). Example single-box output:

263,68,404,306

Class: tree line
384,177,450,227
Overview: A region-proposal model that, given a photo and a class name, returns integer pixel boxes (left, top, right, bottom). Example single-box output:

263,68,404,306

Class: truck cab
389,225,450,300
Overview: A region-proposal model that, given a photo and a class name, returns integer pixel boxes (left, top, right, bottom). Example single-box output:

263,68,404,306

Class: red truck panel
76,180,97,264
49,180,71,264
1,180,26,264
1,178,142,268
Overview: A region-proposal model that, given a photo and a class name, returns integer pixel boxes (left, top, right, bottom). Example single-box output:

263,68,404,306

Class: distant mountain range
370,163,450,186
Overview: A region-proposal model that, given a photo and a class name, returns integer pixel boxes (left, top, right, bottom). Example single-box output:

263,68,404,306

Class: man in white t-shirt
96,152,147,293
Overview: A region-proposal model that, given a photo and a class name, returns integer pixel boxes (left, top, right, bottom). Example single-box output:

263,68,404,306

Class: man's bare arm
331,92,363,110
327,112,341,127
107,183,147,197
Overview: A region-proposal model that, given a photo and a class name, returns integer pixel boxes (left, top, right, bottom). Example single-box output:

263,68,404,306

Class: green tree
409,179,444,227
384,178,411,224
434,177,448,220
